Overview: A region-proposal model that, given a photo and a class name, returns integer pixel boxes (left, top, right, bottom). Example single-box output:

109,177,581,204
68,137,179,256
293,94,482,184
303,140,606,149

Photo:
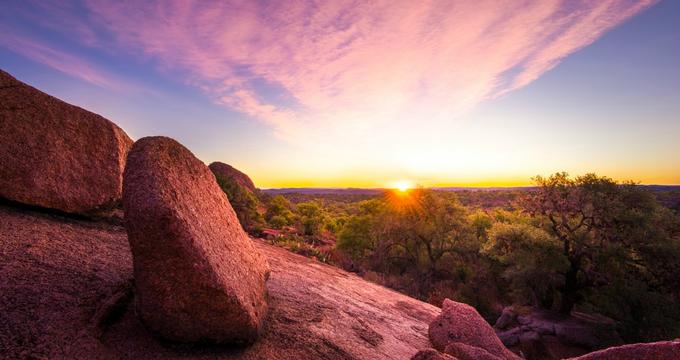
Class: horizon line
259,184,680,191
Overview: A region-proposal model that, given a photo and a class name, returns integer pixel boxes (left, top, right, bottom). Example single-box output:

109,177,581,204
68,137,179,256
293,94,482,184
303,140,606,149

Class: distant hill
263,185,680,195
262,186,680,212
640,185,680,191
262,188,384,195
432,186,536,191
261,187,533,195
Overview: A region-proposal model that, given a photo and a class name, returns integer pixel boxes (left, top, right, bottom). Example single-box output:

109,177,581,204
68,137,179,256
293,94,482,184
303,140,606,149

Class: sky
1,0,679,188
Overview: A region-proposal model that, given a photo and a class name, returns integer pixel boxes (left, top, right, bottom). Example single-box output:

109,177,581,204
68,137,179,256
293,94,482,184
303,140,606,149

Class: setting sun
391,180,413,192
2,1,680,358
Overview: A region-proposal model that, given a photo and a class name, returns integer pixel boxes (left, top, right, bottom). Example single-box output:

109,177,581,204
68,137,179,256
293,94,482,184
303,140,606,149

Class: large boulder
429,299,519,359
209,162,257,193
122,136,269,344
570,339,680,360
208,161,264,234
0,70,132,215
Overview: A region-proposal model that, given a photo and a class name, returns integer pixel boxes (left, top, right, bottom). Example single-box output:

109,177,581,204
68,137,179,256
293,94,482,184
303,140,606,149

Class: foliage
264,195,295,228
263,175,680,342
483,222,567,308
520,173,675,314
337,199,384,260
268,235,331,262
214,174,264,234
296,201,326,235
338,190,478,297
375,190,475,282
512,172,680,339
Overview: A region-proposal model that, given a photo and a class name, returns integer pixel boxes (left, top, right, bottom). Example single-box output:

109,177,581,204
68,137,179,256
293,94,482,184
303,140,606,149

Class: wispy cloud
0,32,120,90
0,29,157,97
3,0,657,141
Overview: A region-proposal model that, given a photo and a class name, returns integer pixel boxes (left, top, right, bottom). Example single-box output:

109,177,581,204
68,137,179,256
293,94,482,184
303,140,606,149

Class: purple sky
1,0,678,188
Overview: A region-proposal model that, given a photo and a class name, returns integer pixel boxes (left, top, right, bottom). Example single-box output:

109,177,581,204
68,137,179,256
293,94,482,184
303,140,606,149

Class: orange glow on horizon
391,180,413,192
239,158,680,189
249,171,680,190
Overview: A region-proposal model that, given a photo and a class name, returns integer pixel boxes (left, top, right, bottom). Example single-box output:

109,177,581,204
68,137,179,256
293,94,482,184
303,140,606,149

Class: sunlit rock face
0,69,132,215
122,136,269,344
0,203,440,358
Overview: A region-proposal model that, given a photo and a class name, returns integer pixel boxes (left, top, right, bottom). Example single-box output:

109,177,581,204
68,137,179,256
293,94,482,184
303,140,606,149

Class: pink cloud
6,0,658,141
503,1,657,93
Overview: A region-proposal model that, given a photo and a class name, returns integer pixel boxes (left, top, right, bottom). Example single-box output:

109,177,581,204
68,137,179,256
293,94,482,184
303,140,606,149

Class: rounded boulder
208,161,257,193
123,136,269,344
429,299,519,359
0,70,132,214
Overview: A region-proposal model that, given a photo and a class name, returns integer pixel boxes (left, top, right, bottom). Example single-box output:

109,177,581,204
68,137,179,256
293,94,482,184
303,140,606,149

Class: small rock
494,307,517,330
429,299,520,359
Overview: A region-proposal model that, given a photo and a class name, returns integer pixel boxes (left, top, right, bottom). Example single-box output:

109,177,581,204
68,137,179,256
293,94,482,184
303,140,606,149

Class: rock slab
1,204,438,359
123,136,269,344
569,339,680,360
429,299,520,359
0,69,132,214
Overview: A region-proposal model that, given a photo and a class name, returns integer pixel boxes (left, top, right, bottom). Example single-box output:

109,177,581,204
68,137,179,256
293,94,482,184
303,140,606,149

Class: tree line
217,172,680,342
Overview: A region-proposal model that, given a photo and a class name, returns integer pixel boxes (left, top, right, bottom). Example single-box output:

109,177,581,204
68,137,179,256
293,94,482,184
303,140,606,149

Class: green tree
373,190,475,291
483,222,567,308
523,172,680,317
469,210,493,242
268,215,288,229
296,201,326,235
214,174,264,234
337,199,384,260
265,195,294,228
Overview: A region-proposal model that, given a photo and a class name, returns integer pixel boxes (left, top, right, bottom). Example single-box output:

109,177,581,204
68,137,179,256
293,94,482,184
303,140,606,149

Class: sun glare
392,180,413,192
